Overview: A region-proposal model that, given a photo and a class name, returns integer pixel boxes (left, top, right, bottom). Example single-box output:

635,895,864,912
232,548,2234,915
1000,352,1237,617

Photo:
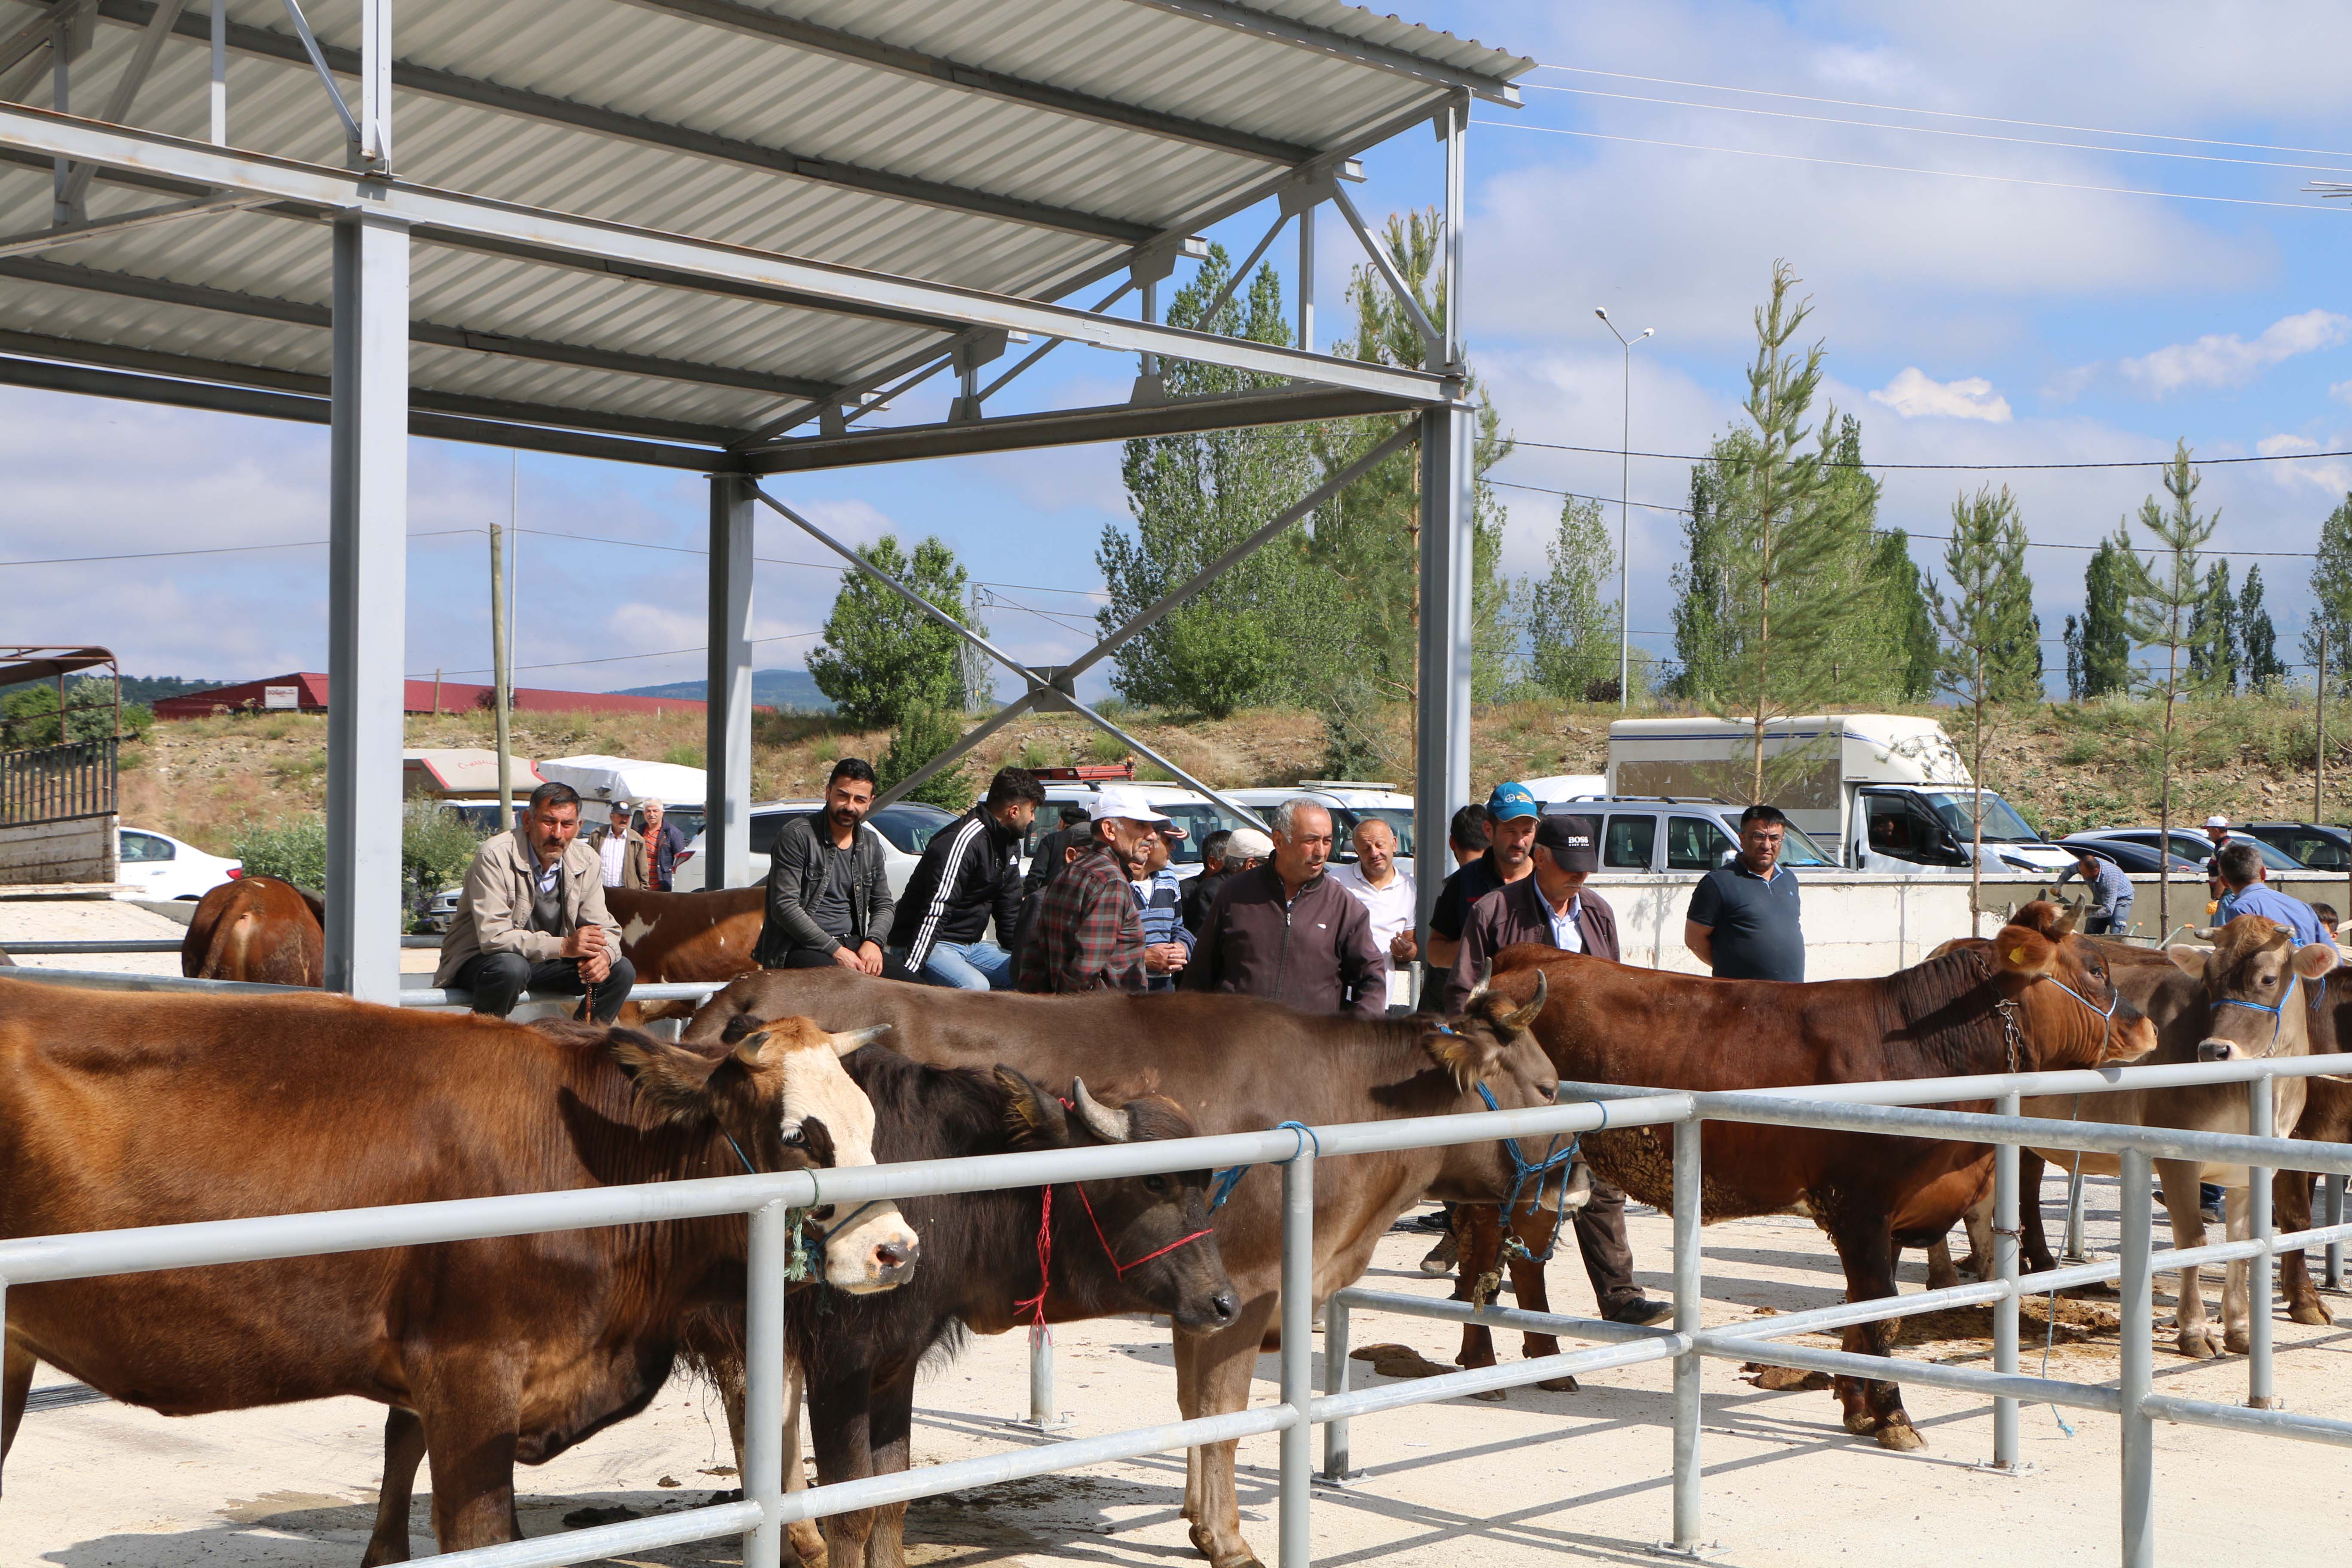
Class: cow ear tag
2009,947,2026,965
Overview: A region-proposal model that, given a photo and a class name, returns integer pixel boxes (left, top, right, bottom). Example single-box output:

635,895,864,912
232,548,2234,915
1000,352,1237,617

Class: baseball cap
1486,781,1540,822
1088,784,1172,825
1226,827,1274,861
1534,814,1600,873
2205,815,2230,829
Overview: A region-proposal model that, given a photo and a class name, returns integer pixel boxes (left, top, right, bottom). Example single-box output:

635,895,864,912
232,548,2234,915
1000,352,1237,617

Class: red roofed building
151,673,706,720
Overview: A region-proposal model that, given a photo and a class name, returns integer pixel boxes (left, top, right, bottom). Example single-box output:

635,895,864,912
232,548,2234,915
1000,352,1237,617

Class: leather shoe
1605,1297,1674,1327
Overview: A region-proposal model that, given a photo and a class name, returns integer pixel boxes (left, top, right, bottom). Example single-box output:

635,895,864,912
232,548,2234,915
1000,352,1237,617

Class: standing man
588,798,648,891
640,799,688,892
753,758,917,981
1427,785,1540,979
1684,804,1805,981
1183,829,1233,937
1185,798,1385,1017
1131,821,1194,990
2058,847,2136,937
1020,785,1164,993
1188,827,1270,937
1330,818,1417,1010
436,780,636,1021
890,766,1044,989
1439,814,1669,1327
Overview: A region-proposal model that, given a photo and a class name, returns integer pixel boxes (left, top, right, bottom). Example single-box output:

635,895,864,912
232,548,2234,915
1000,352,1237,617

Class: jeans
921,939,1015,991
2086,907,2130,936
453,950,637,1023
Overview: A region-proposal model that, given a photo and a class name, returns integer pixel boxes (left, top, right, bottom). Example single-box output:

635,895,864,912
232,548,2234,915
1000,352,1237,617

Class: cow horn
1497,971,1548,1032
1466,960,1493,1003
1070,1078,1132,1143
2052,902,2081,937
827,1023,891,1057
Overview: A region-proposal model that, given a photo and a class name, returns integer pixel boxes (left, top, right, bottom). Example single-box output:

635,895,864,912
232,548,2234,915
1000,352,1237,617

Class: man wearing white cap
1017,784,1161,993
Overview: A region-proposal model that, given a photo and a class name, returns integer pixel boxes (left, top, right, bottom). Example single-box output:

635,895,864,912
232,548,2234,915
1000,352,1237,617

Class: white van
1222,781,1416,871
1026,778,1256,881
1606,714,2073,873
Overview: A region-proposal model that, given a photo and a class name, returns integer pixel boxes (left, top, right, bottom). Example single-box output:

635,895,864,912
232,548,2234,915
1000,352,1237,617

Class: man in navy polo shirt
1684,803,1805,982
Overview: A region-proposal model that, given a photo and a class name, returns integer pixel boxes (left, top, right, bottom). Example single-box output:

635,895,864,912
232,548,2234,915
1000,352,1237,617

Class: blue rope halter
2213,970,2301,1045
1207,1122,1319,1212
1473,1081,1582,1264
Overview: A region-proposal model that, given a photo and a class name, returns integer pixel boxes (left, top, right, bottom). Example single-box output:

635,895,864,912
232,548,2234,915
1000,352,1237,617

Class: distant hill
0,672,229,706
617,668,833,712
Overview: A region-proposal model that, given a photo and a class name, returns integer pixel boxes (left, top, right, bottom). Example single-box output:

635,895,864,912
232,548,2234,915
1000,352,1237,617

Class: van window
749,810,797,861
1602,815,1656,871
1666,816,1733,871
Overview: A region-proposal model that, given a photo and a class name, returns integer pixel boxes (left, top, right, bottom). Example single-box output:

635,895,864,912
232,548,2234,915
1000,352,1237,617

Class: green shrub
233,815,328,889
662,743,705,768
1084,730,1128,765
877,704,973,810
402,799,485,908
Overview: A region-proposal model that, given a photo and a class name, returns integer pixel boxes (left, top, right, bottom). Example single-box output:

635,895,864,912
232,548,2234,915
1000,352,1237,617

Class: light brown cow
606,886,764,984
181,874,324,986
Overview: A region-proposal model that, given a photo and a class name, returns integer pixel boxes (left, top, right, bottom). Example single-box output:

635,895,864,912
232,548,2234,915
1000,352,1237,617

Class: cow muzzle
822,1204,922,1294
2197,1037,2241,1063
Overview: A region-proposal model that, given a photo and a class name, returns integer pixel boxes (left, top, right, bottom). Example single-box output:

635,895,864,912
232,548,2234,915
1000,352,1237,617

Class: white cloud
2332,379,2352,407
2119,309,2352,396
2041,364,2101,404
2254,432,2352,495
1868,368,2013,423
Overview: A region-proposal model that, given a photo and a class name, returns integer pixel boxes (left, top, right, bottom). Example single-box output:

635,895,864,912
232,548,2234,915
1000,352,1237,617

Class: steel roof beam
1117,1,1524,105
91,0,1159,245
0,344,739,468
607,0,1317,165
0,104,1451,403
0,253,842,399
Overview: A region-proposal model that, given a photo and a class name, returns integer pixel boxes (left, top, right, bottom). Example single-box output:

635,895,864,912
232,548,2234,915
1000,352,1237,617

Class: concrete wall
0,815,118,886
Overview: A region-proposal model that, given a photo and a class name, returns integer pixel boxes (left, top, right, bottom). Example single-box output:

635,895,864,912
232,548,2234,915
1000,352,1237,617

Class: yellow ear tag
2009,947,2026,965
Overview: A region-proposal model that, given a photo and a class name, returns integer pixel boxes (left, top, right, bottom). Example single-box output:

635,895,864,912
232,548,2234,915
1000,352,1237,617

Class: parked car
114,827,241,900
2238,821,2352,873
1537,796,1837,874
1223,781,1415,869
669,799,954,894
2067,827,2300,875
2053,836,2204,875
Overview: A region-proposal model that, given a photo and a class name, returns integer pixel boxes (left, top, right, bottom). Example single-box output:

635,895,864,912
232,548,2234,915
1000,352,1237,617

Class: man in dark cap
1440,813,1667,1328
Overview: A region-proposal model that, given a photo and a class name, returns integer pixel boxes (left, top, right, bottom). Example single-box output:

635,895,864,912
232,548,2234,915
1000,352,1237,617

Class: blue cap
1486,781,1539,821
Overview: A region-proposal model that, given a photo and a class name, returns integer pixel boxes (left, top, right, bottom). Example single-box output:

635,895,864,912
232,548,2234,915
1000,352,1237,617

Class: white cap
2205,815,2230,828
1226,827,1274,860
1088,784,1171,825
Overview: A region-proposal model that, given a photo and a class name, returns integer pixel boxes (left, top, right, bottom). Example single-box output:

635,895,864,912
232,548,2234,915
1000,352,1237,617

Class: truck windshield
1921,791,2041,844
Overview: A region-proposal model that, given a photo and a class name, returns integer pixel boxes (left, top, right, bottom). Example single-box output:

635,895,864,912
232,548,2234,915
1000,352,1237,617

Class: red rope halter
1011,1181,1216,1332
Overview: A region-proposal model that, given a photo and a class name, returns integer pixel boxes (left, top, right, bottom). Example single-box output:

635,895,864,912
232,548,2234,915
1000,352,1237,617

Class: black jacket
1181,869,1228,938
753,811,895,967
888,803,1025,968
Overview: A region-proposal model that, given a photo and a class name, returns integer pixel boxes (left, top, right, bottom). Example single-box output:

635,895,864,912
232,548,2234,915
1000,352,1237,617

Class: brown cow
683,968,1562,1568
0,983,921,1562
181,874,324,985
2277,973,2352,1326
1478,900,2155,1451
606,885,764,984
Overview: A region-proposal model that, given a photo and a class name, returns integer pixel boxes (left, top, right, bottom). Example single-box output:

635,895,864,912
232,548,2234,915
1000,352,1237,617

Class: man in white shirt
587,799,647,891
1328,817,1417,1011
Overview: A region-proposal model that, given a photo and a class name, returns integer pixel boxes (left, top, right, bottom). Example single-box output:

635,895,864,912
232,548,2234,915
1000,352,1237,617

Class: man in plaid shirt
1018,786,1165,993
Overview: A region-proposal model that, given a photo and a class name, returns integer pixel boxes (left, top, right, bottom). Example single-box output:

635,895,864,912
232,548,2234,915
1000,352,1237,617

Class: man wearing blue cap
1425,781,1543,995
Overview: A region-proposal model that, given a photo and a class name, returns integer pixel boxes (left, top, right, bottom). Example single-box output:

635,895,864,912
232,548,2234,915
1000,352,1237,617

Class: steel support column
322,207,409,1002
1412,402,1473,935
1991,1092,2023,1470
705,473,756,893
2119,1147,2155,1568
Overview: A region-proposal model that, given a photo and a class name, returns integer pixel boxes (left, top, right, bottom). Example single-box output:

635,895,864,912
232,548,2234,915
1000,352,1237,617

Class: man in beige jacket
435,780,635,1021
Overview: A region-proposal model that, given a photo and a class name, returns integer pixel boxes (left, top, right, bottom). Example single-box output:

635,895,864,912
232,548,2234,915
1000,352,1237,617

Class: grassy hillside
119,692,2349,856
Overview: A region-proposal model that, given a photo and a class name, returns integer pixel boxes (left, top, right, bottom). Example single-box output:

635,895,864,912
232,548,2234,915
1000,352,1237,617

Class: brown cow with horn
1471,899,2153,1451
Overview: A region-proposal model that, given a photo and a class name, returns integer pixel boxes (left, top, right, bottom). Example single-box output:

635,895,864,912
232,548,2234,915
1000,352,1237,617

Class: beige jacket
435,826,622,985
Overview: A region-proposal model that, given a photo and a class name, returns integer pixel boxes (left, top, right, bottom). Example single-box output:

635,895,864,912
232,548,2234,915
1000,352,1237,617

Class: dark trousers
770,945,923,984
454,950,637,1023
2086,909,2129,936
1575,1180,1641,1314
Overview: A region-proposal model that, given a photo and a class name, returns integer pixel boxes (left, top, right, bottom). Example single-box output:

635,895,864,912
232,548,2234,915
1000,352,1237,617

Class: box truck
1605,714,2073,873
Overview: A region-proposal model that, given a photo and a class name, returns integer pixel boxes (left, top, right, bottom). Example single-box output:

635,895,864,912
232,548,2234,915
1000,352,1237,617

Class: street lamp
1594,308,1654,711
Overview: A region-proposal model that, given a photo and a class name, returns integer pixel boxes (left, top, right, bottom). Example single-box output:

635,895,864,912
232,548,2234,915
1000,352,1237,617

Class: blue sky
9,0,2352,698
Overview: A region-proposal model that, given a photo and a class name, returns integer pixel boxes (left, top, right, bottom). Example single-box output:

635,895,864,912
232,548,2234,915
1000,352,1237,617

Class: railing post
2061,1164,2088,1262
1279,1149,1316,1568
1992,1094,2022,1471
2248,1072,2278,1409
1026,1326,1057,1428
743,1201,789,1568
1666,1116,1708,1556
2119,1147,2155,1568
2326,1174,2345,1289
1320,1294,1351,1482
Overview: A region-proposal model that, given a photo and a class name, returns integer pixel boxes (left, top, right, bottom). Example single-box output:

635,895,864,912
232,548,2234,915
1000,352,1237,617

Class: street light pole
1594,309,1654,710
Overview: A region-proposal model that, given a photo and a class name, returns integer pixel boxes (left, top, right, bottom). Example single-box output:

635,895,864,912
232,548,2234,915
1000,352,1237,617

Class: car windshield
1921,791,2042,843
1341,806,1416,859
1159,801,1248,866
867,803,956,854
1774,822,1835,867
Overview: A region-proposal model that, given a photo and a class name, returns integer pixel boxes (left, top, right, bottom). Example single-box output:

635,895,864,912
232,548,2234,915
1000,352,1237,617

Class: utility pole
2318,630,2328,826
1593,309,1654,710
490,521,514,832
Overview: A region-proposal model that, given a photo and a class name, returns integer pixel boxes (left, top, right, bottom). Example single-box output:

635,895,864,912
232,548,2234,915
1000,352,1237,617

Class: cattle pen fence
5,980,2352,1565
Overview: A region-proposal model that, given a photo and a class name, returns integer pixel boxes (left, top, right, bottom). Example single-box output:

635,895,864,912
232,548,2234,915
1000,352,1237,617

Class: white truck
1605,714,2074,874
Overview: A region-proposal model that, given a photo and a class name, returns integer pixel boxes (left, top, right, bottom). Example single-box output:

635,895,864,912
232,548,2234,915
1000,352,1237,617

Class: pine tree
1930,485,2031,926
1521,493,1620,700
2306,494,2352,692
2187,559,2238,693
2120,441,2221,936
1097,247,1317,717
2238,565,2285,690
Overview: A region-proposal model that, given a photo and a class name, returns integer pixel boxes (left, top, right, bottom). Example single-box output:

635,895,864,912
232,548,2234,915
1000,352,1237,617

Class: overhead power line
1503,438,2352,472
1525,83,2352,176
1529,65,2352,164
1474,119,2343,215
0,529,476,568
413,630,821,681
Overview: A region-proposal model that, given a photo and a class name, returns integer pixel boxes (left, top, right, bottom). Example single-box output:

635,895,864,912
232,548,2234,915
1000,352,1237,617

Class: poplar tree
1521,493,1620,700
2305,494,2352,691
2121,442,2221,936
2238,566,2285,689
2063,533,2135,700
1931,484,2031,927
2187,559,2239,693
1669,462,1731,698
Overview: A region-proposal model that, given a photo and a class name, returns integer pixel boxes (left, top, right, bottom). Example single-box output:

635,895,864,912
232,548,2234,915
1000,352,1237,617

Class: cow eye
781,1125,807,1146
1144,1175,1170,1195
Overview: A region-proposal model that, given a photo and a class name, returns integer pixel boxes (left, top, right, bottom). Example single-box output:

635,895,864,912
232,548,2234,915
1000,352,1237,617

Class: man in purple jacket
1184,798,1386,1017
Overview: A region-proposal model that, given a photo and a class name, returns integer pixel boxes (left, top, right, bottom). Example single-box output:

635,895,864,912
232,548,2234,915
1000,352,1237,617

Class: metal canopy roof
0,0,1531,467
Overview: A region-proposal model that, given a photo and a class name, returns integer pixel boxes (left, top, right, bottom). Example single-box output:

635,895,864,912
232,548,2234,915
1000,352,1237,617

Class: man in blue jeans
890,766,1044,989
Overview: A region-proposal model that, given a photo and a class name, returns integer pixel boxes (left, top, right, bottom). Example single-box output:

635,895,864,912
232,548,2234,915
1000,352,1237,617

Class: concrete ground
8,1172,2352,1568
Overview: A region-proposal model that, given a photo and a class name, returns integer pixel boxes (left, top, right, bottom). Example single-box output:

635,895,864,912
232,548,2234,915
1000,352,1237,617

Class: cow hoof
2224,1328,2251,1357
787,1521,827,1568
1537,1375,1581,1393
1189,1523,1262,1568
1470,1387,1507,1402
2290,1300,2337,1327
1842,1408,1881,1436
2175,1330,2217,1360
1874,1418,1925,1452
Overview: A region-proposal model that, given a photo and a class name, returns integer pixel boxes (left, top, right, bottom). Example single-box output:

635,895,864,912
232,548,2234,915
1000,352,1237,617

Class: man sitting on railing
434,780,636,1022
2214,842,2337,950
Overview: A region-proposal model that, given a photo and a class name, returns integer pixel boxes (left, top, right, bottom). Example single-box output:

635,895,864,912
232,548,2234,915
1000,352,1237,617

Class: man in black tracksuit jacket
888,767,1044,989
